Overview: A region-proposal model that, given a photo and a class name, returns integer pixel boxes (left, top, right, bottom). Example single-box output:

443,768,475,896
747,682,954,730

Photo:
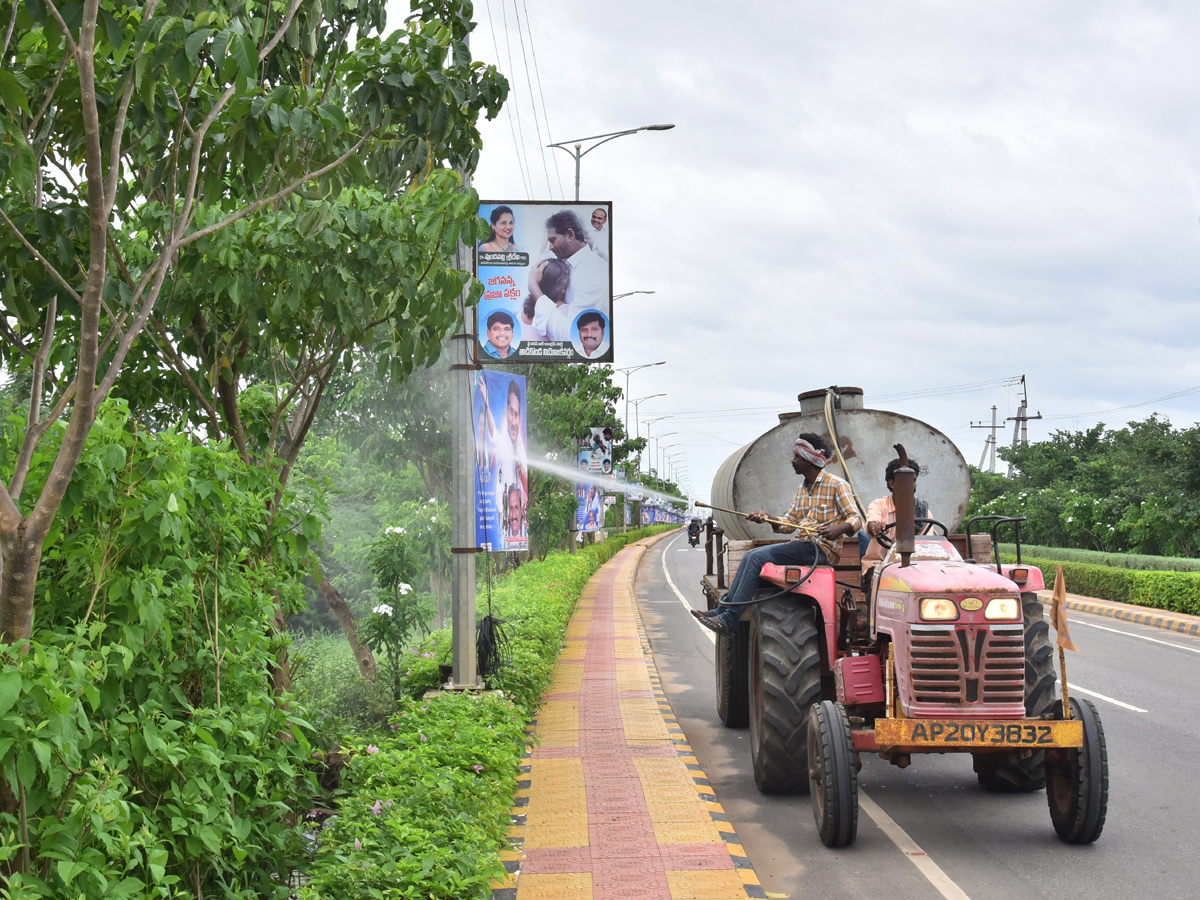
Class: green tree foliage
0,0,507,647
967,415,1200,557
0,402,318,896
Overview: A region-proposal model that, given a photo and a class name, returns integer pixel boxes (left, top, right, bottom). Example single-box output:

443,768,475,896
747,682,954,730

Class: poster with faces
475,200,613,365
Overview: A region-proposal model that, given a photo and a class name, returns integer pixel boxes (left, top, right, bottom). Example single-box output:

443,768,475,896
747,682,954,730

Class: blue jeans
711,540,827,630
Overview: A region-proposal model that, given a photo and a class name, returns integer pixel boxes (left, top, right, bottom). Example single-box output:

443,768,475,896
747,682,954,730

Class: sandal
690,607,737,638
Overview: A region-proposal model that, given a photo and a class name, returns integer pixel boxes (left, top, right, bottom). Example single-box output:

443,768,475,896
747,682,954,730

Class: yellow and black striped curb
640,618,768,900
1037,590,1200,637
1064,598,1200,636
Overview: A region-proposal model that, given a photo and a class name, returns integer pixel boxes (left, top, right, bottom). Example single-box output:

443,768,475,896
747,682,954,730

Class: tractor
700,391,1108,847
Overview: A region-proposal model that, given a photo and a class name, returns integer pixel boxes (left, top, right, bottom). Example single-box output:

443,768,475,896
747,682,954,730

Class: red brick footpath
492,534,767,900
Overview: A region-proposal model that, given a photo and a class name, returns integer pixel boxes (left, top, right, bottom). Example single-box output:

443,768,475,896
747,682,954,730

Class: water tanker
709,387,971,541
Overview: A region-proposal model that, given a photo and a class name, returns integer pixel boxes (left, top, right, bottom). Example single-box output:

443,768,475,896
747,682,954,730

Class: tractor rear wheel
974,592,1057,792
749,594,821,794
808,700,858,847
1047,697,1109,844
716,619,749,728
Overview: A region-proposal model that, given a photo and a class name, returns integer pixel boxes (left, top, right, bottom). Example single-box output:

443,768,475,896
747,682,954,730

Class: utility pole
1004,376,1042,477
450,188,477,689
970,405,999,473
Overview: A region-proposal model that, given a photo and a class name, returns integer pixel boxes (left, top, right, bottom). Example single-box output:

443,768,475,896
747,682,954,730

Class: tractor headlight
984,597,1020,620
919,598,959,620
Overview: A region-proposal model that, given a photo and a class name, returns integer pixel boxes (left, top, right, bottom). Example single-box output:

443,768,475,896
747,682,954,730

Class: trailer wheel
716,619,750,728
749,594,821,794
808,701,858,847
973,592,1057,792
1047,697,1109,844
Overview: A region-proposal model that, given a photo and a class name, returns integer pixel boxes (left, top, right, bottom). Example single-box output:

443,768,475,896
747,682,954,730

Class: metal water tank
710,387,971,541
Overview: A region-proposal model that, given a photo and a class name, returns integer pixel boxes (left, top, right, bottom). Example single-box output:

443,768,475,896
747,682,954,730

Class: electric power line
520,0,565,200
1044,385,1200,420
484,0,533,198
510,0,553,198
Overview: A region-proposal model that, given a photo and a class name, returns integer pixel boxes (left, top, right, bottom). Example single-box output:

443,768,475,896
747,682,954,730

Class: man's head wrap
794,437,828,468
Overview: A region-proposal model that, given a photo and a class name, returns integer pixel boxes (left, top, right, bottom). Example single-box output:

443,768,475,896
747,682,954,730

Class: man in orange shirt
860,457,933,578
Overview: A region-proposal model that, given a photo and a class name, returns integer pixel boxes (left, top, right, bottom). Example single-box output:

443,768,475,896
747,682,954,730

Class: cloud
461,0,1200,500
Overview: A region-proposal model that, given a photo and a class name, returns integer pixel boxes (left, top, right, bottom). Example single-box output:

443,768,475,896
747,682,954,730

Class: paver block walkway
493,537,765,900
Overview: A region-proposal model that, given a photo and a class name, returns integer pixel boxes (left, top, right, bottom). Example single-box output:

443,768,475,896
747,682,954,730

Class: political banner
628,482,643,501
577,426,614,476
472,371,528,551
576,482,603,533
475,200,613,364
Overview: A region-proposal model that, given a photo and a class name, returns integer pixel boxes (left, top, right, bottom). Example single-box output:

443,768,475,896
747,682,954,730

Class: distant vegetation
968,415,1200,558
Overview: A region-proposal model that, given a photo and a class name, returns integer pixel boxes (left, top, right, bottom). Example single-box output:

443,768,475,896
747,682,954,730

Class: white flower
429,498,436,503
398,583,413,596
430,516,437,522
385,525,406,535
373,604,394,617
1066,517,1073,523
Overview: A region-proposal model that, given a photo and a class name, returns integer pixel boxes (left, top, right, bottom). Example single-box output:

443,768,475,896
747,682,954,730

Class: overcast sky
448,0,1200,501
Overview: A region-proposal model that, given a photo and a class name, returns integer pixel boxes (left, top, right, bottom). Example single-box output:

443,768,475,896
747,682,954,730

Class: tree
0,0,507,649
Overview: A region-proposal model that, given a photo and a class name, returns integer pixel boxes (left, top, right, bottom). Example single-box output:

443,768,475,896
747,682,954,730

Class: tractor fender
759,563,838,668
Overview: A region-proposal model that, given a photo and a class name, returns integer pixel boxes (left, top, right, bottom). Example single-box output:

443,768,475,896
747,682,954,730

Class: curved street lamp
548,124,676,200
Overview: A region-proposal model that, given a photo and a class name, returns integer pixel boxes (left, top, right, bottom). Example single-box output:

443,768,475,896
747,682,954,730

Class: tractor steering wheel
873,517,949,550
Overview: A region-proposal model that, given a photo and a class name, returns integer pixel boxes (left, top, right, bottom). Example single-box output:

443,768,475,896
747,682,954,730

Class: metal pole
989,405,997,473
451,174,477,689
574,144,581,202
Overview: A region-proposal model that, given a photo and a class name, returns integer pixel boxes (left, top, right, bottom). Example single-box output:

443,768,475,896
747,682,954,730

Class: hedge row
999,542,1200,573
300,526,675,899
1001,552,1200,617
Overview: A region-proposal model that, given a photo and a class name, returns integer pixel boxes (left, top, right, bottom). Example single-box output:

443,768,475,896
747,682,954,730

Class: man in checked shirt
692,433,862,638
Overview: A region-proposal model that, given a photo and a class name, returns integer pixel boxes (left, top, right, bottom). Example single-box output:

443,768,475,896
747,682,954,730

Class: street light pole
615,362,665,449
548,124,675,201
643,418,674,474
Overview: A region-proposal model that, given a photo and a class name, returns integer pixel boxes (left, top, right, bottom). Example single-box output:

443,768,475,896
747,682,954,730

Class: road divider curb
1038,590,1200,637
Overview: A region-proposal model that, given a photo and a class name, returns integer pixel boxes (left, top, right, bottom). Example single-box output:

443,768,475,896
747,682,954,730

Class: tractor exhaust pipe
892,443,916,567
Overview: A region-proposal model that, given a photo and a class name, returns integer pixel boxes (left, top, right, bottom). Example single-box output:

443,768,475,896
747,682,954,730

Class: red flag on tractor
1049,564,1079,652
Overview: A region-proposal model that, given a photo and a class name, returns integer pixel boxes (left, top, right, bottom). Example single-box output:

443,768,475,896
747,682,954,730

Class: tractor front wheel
1047,697,1109,844
808,700,858,847
749,594,822,794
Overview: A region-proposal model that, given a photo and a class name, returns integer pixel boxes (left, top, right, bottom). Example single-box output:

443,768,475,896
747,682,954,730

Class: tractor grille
909,623,1025,706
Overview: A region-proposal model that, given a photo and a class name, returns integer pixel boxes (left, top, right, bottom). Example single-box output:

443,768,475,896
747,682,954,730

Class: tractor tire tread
750,597,821,794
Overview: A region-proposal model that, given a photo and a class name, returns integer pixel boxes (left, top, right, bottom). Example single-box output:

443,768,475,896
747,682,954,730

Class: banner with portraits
577,426,614,477
475,200,613,364
472,371,528,551
576,482,604,533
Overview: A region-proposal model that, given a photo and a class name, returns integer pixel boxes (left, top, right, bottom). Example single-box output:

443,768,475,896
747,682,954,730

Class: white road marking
1070,616,1200,654
859,792,972,900
1057,681,1147,713
660,533,716,644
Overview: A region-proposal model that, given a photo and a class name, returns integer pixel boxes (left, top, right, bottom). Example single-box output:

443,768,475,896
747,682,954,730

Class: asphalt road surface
636,530,1200,900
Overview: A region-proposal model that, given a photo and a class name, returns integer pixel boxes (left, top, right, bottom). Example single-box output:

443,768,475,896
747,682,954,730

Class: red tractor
702,449,1108,848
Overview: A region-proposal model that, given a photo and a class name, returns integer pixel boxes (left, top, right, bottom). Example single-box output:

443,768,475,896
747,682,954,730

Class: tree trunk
0,530,42,644
316,570,377,680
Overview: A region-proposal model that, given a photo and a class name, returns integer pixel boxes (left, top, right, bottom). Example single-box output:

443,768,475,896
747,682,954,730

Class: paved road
635,531,1200,900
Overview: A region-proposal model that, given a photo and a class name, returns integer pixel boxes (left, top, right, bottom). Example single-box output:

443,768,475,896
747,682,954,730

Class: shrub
1005,553,1200,616
1000,543,1200,573
0,404,318,898
300,525,675,897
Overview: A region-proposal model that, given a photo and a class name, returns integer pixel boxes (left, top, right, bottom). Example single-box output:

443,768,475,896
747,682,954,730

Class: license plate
874,719,1083,748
